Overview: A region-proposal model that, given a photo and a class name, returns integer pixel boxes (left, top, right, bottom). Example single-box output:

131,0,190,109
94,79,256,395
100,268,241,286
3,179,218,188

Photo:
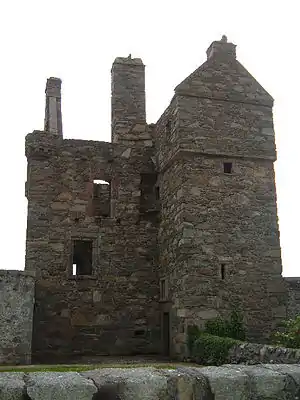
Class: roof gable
175,45,273,107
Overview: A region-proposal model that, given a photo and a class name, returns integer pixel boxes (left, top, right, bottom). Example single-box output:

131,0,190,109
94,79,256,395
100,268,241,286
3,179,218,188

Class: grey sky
0,0,298,275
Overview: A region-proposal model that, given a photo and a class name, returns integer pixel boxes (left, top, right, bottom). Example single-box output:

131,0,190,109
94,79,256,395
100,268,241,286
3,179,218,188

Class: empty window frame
72,240,93,276
223,162,232,174
93,179,111,217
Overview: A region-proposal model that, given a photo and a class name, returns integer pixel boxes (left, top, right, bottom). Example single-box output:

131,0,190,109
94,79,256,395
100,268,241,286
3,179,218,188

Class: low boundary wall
0,270,35,365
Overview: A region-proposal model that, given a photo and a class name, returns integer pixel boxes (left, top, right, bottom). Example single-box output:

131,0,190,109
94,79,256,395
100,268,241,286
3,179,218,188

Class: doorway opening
162,312,170,356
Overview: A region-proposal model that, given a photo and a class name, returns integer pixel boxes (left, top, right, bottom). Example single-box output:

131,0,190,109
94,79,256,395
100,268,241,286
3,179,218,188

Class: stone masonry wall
25,136,160,362
170,155,286,339
228,341,300,365
0,270,35,365
285,277,300,318
25,57,162,363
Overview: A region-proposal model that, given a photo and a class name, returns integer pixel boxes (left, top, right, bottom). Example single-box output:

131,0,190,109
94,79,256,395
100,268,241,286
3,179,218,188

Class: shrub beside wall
191,333,240,365
272,316,300,349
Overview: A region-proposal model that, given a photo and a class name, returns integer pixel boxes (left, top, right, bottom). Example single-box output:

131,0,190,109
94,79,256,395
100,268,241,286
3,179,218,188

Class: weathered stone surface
0,373,26,400
264,364,300,391
285,277,300,318
83,366,211,399
0,271,35,365
83,368,169,399
26,372,97,400
223,365,295,399
199,366,250,399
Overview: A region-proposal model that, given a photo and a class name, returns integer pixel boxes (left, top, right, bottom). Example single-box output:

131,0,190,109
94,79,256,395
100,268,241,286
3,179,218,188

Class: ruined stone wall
0,270,35,365
285,278,300,318
25,135,160,363
24,56,163,362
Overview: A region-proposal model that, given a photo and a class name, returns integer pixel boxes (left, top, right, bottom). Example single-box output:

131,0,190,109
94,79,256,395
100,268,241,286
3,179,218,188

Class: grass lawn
0,362,198,373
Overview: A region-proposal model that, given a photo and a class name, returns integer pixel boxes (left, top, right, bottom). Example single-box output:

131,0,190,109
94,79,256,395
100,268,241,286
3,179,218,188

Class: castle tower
156,36,286,356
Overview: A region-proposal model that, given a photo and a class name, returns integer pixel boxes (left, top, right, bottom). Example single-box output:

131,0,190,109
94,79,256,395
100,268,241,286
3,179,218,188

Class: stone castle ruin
1,36,300,365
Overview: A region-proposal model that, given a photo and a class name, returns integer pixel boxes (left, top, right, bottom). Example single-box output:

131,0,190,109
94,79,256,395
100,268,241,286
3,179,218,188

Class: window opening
93,179,111,218
160,278,167,300
140,173,158,214
223,162,232,174
166,120,171,136
155,186,160,200
134,329,145,337
72,240,93,276
220,264,226,280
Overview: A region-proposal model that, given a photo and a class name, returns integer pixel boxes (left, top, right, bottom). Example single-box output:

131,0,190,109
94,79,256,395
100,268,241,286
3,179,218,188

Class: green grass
0,362,197,373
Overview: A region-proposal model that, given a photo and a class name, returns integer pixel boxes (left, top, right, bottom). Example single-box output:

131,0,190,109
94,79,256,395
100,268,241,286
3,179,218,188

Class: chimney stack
206,35,236,60
44,77,63,136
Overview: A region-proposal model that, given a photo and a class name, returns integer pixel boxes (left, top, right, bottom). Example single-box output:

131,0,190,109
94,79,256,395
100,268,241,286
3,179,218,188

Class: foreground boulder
0,372,26,400
82,367,212,399
26,371,97,400
0,364,300,399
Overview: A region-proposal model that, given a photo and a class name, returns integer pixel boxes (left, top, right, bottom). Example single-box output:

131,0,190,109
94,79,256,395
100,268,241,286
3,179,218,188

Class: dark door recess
162,312,170,356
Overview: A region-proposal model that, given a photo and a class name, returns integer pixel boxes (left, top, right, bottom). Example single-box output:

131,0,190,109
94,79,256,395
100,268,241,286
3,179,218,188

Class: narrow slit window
155,186,160,200
134,329,145,337
220,264,226,280
160,278,167,300
166,120,171,136
72,240,93,276
223,162,232,174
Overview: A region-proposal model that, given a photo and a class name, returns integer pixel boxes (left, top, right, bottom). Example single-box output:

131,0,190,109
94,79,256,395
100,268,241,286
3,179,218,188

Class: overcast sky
0,0,298,276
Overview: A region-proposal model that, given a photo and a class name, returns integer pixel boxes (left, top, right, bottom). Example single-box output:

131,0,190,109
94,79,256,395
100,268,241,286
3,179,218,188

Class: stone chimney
206,35,236,60
111,56,146,143
44,77,63,136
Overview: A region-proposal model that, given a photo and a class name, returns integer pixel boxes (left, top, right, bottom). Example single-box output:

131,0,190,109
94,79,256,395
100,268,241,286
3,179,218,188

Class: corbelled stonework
25,37,287,362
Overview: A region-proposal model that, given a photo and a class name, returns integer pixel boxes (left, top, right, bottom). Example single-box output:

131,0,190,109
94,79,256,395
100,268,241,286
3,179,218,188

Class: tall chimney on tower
111,56,146,143
44,77,63,136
